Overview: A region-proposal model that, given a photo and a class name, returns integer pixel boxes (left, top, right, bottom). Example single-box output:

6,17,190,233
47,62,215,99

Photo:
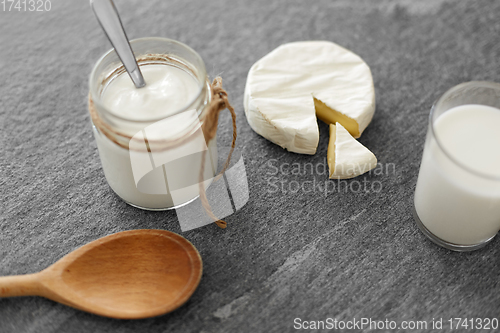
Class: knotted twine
199,77,237,229
89,76,237,229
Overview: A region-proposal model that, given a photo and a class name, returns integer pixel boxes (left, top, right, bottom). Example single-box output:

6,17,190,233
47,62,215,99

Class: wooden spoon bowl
0,229,203,319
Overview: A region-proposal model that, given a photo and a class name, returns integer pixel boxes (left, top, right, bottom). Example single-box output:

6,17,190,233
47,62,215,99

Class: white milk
414,104,500,245
94,64,217,210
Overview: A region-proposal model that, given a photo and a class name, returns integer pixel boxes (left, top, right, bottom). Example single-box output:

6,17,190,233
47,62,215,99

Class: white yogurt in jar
102,65,200,120
94,64,217,210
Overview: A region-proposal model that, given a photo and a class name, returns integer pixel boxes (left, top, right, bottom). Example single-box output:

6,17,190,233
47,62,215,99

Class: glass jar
413,81,500,251
88,37,218,210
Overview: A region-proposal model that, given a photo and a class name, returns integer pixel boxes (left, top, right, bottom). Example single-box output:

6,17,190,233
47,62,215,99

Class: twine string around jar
199,77,237,229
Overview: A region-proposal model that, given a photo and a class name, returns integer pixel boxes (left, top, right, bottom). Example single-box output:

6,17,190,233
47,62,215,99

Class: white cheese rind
330,123,377,179
244,41,375,154
243,68,319,154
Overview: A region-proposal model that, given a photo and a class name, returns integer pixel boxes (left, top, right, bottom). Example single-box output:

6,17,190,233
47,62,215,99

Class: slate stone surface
1,0,500,332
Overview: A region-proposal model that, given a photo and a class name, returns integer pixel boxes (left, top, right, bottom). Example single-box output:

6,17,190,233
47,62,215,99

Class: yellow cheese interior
327,123,336,177
314,98,360,138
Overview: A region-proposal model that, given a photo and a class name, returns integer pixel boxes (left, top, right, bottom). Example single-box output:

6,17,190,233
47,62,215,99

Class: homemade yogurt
93,64,217,210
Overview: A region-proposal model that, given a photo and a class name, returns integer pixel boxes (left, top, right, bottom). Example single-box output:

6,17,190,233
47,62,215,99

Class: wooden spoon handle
0,273,43,297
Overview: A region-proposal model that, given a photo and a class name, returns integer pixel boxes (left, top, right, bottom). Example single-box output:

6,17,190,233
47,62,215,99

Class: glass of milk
89,37,218,210
413,81,500,251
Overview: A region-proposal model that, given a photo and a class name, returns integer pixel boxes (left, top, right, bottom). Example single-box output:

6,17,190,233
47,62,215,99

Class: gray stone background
1,0,500,332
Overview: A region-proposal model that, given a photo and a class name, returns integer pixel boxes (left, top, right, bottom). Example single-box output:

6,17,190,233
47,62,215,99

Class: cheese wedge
328,123,377,179
244,41,375,155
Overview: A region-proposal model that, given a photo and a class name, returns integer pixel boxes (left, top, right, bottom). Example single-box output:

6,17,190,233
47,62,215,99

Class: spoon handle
90,0,146,88
0,273,43,297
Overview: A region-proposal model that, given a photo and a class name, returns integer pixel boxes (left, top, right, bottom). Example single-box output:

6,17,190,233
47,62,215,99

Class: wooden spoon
0,229,202,319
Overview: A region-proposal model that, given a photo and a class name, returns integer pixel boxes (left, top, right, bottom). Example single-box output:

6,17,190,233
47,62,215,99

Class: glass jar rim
89,37,209,124
429,80,500,181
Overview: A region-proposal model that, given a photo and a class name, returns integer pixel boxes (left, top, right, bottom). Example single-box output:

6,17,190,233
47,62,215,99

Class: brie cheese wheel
244,41,375,155
328,123,377,179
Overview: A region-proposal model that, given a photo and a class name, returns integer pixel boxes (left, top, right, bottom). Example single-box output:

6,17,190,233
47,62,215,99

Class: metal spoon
90,0,146,88
0,230,202,319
